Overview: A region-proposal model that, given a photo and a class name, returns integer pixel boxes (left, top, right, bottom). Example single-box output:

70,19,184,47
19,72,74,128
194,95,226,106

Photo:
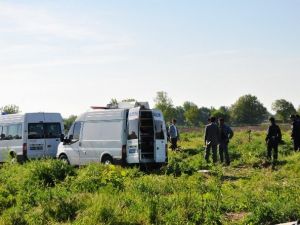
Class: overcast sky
0,0,299,117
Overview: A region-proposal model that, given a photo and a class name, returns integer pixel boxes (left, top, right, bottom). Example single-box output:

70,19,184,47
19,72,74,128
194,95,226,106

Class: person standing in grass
204,117,219,163
266,117,282,163
291,115,300,151
169,119,179,151
219,118,234,166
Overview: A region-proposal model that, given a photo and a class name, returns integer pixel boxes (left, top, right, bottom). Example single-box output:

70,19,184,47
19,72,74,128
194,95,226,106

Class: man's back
169,124,178,139
267,124,282,143
205,123,219,145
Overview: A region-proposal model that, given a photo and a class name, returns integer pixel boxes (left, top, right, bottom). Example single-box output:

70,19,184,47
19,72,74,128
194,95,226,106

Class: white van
57,102,168,166
0,113,64,162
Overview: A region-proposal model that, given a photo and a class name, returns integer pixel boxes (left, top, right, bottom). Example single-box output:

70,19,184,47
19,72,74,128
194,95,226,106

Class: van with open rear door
57,102,168,166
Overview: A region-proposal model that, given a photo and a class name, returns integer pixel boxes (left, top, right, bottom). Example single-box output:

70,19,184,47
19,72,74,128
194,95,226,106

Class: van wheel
59,154,70,165
9,152,17,163
101,155,113,165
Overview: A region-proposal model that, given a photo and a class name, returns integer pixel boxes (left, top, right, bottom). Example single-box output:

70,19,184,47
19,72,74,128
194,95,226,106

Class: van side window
16,124,22,139
0,124,22,140
28,123,44,139
28,123,61,139
72,122,81,140
44,123,61,138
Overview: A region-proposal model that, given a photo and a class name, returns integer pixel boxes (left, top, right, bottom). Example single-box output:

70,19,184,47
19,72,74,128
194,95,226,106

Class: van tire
9,152,17,163
59,154,70,165
101,155,113,165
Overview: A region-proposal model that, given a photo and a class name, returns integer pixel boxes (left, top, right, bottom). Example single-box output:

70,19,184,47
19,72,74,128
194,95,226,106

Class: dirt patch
225,212,248,221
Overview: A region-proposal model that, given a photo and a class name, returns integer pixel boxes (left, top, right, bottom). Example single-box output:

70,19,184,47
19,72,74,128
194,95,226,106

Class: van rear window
128,120,139,140
155,121,165,140
28,123,61,139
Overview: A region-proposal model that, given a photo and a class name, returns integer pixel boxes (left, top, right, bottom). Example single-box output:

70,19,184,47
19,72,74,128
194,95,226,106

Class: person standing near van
219,118,234,166
169,119,179,151
204,117,219,163
266,117,282,162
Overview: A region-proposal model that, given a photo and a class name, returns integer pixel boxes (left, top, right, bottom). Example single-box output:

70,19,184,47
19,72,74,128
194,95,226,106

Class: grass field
0,129,299,225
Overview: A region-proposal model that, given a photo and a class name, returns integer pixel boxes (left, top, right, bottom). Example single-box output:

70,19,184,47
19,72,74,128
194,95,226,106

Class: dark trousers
219,142,230,165
294,139,300,151
267,142,278,161
170,138,178,150
205,144,218,163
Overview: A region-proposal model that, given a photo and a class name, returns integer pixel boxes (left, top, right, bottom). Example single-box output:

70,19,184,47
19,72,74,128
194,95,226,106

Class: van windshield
155,120,165,139
28,123,61,139
128,119,138,140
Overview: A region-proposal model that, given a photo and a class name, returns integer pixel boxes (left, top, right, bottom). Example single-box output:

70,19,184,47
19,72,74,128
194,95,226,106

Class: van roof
77,109,126,122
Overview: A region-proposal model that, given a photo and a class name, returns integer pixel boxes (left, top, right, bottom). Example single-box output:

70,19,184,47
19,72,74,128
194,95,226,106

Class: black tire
59,154,70,165
9,152,17,163
101,155,113,165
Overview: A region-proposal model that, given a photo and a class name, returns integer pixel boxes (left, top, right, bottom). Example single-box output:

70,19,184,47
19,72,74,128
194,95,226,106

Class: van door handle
79,142,82,147
47,145,52,148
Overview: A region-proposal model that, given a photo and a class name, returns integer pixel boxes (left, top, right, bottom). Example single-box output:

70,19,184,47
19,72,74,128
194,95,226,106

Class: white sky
0,1,299,117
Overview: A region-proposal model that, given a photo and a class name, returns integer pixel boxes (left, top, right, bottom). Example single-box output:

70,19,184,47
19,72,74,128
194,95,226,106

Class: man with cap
266,117,282,162
204,117,219,163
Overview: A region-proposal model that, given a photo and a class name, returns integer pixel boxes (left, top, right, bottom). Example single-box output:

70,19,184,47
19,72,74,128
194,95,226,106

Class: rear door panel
126,107,140,164
153,110,167,163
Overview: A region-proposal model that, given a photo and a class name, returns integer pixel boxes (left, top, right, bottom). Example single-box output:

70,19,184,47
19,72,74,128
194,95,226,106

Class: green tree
183,101,198,112
64,115,77,133
184,105,200,126
0,104,20,114
154,91,175,122
230,95,268,125
174,106,185,126
298,106,300,115
198,107,211,125
272,99,296,122
211,106,230,122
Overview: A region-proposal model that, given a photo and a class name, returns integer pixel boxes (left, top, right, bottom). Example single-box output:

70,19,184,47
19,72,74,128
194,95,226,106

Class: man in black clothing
291,115,300,151
219,118,234,166
266,117,282,162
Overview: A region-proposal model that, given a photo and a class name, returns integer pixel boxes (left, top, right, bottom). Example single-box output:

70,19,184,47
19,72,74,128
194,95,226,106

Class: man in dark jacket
219,118,234,166
204,117,219,163
266,117,282,162
291,115,300,151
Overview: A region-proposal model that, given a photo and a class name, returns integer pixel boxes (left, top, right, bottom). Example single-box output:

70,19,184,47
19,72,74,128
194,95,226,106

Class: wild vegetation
0,129,299,225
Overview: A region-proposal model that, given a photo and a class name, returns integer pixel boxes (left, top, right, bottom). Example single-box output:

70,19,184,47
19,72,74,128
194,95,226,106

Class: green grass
0,130,299,225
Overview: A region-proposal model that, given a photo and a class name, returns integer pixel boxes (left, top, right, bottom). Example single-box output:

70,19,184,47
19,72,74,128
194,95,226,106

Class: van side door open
126,107,140,164
153,110,167,163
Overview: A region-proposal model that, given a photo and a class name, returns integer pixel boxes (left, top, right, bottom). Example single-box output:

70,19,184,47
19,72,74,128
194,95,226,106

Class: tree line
153,91,300,126
1,93,299,129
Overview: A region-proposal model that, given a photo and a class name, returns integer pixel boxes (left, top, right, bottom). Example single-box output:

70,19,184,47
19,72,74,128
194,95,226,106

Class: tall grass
0,130,299,224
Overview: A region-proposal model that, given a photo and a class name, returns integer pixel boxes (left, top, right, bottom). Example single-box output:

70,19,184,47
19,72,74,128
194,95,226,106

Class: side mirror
63,135,73,145
0,134,5,140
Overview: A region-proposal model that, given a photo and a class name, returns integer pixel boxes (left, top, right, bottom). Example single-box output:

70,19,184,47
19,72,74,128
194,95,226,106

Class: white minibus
0,113,64,162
